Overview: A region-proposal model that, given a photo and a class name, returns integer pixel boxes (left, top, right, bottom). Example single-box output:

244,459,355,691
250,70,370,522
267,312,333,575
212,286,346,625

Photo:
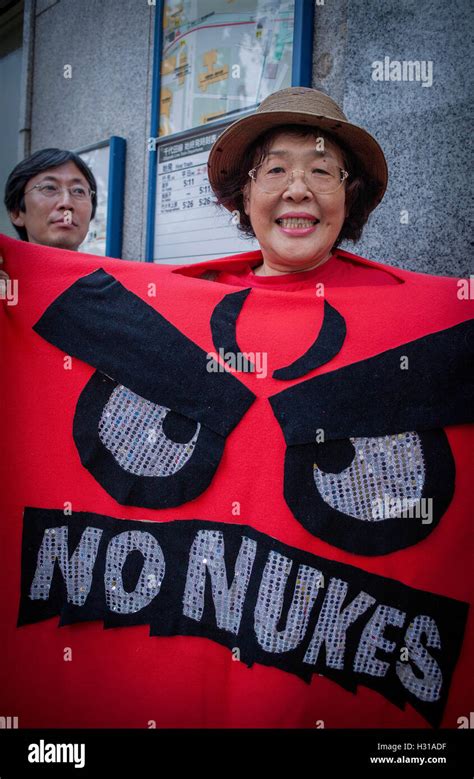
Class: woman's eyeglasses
248,159,348,195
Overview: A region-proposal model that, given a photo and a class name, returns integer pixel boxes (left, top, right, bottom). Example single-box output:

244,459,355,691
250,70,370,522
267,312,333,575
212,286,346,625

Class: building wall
313,0,472,276
0,0,23,238
30,0,155,260
7,0,473,274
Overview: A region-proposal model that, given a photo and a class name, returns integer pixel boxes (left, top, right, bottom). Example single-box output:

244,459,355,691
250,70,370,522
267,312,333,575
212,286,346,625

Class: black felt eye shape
269,319,473,556
73,371,226,508
313,438,355,472
33,268,256,509
161,410,199,443
283,429,455,556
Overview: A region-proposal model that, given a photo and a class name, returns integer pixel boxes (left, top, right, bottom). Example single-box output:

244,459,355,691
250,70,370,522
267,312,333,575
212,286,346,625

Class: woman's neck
253,252,333,277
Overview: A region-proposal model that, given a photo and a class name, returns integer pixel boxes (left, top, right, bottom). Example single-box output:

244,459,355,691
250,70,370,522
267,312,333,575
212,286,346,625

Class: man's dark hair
211,125,381,250
4,148,98,241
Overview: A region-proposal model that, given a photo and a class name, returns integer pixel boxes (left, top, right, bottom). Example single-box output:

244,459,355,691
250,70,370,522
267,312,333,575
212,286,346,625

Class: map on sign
160,0,295,136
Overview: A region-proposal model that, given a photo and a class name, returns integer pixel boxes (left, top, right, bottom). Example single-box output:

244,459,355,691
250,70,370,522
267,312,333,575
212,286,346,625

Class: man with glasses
4,148,97,252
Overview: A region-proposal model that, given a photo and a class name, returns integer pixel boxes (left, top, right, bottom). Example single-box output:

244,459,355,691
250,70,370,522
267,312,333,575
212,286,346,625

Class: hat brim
207,109,388,212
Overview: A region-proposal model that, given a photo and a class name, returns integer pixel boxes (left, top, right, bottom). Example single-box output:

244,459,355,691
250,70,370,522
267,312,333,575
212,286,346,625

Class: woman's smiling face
243,131,348,272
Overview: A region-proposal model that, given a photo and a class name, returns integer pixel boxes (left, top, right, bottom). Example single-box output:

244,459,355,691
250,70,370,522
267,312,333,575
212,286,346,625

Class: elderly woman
204,87,387,286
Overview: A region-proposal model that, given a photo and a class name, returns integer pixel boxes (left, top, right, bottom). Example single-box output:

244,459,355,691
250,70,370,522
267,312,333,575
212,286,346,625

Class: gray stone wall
313,0,473,276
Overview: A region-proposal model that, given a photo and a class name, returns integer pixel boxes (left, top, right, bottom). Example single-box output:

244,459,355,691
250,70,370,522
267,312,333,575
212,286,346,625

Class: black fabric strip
273,300,346,380
210,291,346,381
33,269,256,438
269,319,474,445
18,508,469,728
210,288,255,372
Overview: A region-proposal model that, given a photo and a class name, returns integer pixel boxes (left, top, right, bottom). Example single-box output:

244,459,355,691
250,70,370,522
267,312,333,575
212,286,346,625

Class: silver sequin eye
313,432,425,521
98,385,200,477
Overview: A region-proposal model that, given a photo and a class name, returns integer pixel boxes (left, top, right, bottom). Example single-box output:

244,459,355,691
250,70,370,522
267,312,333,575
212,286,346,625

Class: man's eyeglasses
24,183,95,201
248,159,349,195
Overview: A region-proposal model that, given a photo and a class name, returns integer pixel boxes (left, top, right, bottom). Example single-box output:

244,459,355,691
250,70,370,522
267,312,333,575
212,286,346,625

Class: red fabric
0,233,472,728
214,249,401,290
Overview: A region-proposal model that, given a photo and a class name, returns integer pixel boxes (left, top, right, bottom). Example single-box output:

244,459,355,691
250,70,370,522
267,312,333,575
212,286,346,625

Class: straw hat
207,86,388,213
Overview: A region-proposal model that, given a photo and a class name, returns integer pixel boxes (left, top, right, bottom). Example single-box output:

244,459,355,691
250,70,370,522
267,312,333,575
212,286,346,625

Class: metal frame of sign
145,0,314,262
76,136,126,258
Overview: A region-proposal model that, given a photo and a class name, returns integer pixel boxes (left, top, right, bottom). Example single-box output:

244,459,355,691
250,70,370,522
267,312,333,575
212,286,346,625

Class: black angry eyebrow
33,269,256,437
269,319,474,445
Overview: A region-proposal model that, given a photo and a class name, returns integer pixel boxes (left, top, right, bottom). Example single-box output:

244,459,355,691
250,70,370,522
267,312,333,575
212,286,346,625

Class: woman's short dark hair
211,124,381,249
4,148,98,241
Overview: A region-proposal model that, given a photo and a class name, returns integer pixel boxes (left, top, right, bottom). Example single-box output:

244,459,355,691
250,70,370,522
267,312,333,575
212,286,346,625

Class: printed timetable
153,125,258,264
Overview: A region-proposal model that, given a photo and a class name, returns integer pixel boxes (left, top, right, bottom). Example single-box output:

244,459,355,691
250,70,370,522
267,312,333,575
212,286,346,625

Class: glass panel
160,0,295,137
